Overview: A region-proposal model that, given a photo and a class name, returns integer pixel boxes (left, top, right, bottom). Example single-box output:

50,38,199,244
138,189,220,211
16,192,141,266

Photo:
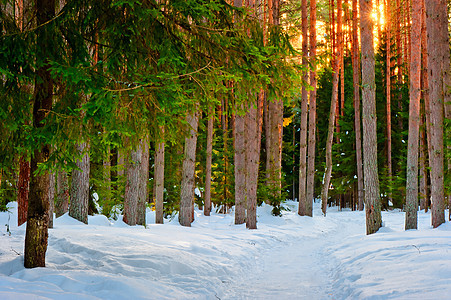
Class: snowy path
223,235,332,299
221,206,362,300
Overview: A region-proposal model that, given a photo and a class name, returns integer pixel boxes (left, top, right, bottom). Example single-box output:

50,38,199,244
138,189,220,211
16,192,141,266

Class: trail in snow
1,201,450,299
221,204,363,300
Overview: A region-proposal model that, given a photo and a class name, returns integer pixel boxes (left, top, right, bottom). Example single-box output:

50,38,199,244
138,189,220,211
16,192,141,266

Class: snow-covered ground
1,201,450,299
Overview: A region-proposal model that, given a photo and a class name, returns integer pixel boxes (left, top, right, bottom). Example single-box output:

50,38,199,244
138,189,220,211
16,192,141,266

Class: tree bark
48,172,55,228
420,0,430,213
17,156,30,226
298,0,309,216
425,0,447,228
137,136,149,226
246,96,262,229
103,145,111,204
386,0,393,204
266,0,283,202
24,0,55,268
123,144,142,226
419,114,427,211
180,111,199,227
204,107,214,216
155,130,165,224
405,0,422,230
234,109,246,224
69,142,90,224
321,0,342,216
305,0,317,217
55,167,69,217
352,0,364,211
360,0,382,235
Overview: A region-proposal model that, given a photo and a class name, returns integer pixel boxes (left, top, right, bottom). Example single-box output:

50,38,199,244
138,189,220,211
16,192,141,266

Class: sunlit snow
1,201,450,299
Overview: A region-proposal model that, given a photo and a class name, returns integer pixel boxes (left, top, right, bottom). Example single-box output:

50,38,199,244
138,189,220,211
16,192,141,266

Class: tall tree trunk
298,0,309,216
352,0,364,211
305,0,317,217
395,0,403,131
17,157,30,226
233,0,246,225
386,0,393,204
246,96,262,229
425,0,447,228
234,109,246,224
15,0,29,227
405,0,422,230
137,136,149,226
204,108,214,216
180,111,199,227
321,0,342,216
360,0,382,235
420,0,430,213
123,144,142,226
24,0,55,268
69,142,90,224
419,114,427,211
266,0,283,202
155,130,165,224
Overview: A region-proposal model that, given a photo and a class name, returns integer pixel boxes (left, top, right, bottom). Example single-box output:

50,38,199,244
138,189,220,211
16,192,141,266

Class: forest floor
1,200,450,299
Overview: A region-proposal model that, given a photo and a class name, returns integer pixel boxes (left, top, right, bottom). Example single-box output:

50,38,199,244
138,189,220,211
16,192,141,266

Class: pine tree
425,0,447,228
69,141,90,224
321,0,343,216
305,0,317,217
204,108,214,217
24,0,55,268
298,0,309,216
155,128,165,224
405,0,422,230
352,0,364,211
180,111,199,227
360,0,382,234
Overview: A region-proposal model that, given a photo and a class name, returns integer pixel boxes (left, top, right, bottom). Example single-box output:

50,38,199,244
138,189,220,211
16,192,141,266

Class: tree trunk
103,145,111,203
266,0,283,202
321,0,342,216
246,96,262,229
137,136,149,226
69,142,90,224
425,0,447,228
305,0,317,217
386,0,393,204
48,172,55,228
180,111,199,227
298,0,309,216
420,0,430,213
395,0,403,132
155,130,165,224
352,0,364,211
204,108,214,216
405,0,422,230
17,156,30,226
360,0,382,235
123,144,142,226
234,109,246,224
419,114,427,211
24,0,55,268
55,167,69,217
